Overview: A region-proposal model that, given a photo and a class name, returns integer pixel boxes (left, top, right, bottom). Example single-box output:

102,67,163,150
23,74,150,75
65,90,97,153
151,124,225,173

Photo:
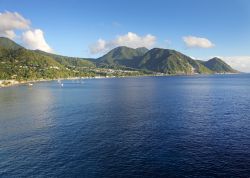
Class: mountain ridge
202,57,238,73
97,46,236,74
0,37,24,50
0,37,238,81
96,46,148,68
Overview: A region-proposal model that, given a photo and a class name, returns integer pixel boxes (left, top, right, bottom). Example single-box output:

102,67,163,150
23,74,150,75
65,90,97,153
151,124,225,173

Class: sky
0,0,250,72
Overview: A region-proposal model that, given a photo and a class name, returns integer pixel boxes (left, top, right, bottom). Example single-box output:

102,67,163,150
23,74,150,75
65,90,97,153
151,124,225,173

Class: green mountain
97,47,237,74
0,37,23,50
97,46,148,68
0,37,238,81
138,48,212,74
202,57,238,73
35,50,95,68
0,38,91,80
0,48,73,80
135,47,149,54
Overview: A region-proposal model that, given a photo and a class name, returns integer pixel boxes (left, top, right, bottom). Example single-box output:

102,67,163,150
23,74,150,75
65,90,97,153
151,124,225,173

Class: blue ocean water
0,74,250,177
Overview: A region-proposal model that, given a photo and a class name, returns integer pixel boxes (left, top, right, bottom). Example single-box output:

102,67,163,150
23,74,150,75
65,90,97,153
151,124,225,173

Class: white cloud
90,32,156,54
90,39,106,54
0,11,30,39
183,36,214,48
0,30,16,39
0,11,52,52
21,29,53,52
220,56,250,73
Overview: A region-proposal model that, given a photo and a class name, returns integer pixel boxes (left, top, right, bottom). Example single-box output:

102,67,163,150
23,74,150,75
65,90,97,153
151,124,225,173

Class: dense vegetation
35,50,95,68
0,37,238,81
97,46,148,68
0,47,75,80
97,46,237,74
202,57,237,73
0,37,98,80
138,48,212,74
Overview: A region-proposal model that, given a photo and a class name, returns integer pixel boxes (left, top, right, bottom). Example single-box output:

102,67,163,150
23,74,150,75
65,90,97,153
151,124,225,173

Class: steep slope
0,37,23,50
0,47,75,80
202,57,238,73
0,38,76,80
97,46,148,68
0,37,239,80
35,50,95,68
135,47,149,54
138,48,212,74
97,47,238,74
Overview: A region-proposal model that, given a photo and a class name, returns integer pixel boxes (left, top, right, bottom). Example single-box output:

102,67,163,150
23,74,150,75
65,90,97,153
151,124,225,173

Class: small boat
28,83,33,86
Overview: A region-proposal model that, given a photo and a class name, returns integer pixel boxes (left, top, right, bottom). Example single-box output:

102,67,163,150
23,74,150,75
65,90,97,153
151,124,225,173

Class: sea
0,74,250,177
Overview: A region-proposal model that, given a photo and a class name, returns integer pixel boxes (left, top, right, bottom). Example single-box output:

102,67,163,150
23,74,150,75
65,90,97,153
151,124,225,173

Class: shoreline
0,75,157,88
0,77,84,88
0,72,242,88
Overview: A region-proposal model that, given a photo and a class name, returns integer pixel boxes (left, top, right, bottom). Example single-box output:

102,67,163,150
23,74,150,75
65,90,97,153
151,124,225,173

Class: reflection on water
0,85,55,138
0,75,250,177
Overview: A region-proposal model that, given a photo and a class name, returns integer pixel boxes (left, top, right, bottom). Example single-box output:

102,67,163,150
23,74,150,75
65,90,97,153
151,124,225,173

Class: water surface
0,75,250,177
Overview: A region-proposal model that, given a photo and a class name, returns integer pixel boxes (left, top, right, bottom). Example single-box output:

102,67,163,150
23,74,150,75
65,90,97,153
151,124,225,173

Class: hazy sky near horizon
0,0,250,72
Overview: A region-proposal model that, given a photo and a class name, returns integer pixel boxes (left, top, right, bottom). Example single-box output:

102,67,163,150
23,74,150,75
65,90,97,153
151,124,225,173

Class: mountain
97,46,148,68
0,37,238,81
35,50,95,68
97,47,237,74
135,47,149,54
0,37,23,50
202,57,238,73
138,48,212,74
97,47,214,74
0,38,92,80
0,48,73,80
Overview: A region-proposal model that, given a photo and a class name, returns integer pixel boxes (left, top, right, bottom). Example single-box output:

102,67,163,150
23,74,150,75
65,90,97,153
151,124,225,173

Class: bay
0,74,250,177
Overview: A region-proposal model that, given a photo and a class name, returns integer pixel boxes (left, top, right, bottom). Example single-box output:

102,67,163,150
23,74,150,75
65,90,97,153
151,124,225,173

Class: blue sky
0,0,250,71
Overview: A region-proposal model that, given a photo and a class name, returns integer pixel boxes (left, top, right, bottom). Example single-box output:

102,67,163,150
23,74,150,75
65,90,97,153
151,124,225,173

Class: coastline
0,77,84,88
0,72,241,88
0,75,154,88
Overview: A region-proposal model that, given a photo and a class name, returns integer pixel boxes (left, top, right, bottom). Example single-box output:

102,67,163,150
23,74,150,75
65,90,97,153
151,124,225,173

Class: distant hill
135,47,149,54
0,37,23,50
138,48,212,74
202,57,238,73
97,46,238,74
0,37,238,81
0,38,91,80
97,46,148,68
35,50,95,68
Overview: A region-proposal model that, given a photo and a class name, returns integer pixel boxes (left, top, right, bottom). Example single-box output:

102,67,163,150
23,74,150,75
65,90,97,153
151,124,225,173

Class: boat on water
28,83,33,86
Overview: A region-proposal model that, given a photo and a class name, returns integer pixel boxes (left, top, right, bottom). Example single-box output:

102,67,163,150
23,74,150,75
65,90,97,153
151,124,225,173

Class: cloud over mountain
0,11,30,39
221,56,250,73
90,32,156,54
22,29,53,52
0,11,52,52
